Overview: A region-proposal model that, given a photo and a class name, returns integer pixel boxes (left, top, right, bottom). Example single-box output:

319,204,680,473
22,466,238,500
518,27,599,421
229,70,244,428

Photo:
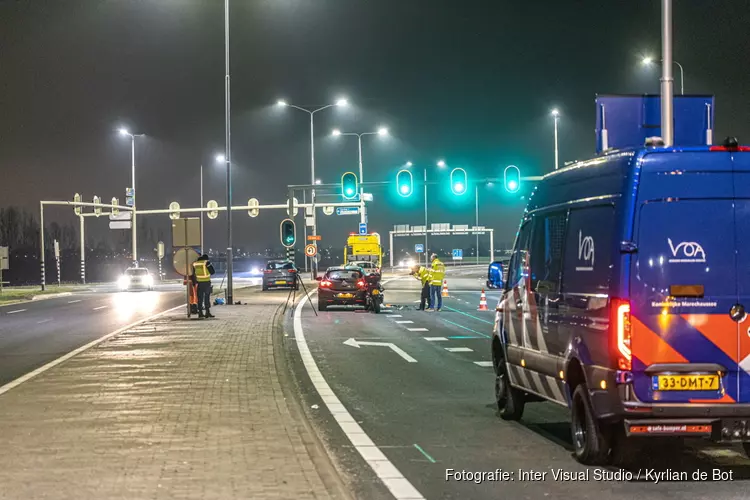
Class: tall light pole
200,164,204,255
475,184,479,263
550,109,560,170
277,98,348,279
642,55,684,95
222,0,235,305
118,128,144,267
331,127,389,225
661,0,674,146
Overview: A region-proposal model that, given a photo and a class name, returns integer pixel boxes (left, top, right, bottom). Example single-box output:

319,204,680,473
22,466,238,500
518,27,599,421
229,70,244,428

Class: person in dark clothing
191,254,216,318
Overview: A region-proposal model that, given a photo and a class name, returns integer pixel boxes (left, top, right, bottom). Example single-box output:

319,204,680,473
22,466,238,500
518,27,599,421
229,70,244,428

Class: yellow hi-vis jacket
192,261,211,282
415,266,431,286
429,258,446,286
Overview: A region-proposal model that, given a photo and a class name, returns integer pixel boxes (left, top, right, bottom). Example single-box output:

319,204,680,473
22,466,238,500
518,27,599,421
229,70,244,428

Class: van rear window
562,205,615,295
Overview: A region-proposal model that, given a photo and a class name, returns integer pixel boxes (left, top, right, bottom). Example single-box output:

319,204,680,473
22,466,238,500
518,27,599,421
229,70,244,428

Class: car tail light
610,298,632,371
357,280,366,289
710,145,750,152
288,269,296,273
264,270,272,274
320,280,332,288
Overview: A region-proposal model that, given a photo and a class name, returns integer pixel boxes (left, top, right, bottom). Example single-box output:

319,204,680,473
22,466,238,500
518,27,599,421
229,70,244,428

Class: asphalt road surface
291,268,750,500
0,286,185,386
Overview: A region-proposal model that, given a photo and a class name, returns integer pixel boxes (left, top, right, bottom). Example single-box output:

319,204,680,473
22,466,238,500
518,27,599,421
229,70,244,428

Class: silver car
118,267,154,291
262,260,298,291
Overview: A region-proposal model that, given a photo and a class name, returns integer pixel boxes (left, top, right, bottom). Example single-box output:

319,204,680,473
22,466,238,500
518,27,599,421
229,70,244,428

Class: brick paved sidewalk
0,288,349,500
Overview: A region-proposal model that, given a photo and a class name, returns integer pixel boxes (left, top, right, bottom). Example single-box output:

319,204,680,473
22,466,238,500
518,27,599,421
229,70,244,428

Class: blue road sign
336,207,359,216
359,223,367,235
415,244,424,253
452,249,463,260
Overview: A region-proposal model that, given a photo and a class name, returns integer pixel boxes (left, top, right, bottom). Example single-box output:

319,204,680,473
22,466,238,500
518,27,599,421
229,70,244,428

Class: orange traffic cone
442,280,450,297
478,289,488,311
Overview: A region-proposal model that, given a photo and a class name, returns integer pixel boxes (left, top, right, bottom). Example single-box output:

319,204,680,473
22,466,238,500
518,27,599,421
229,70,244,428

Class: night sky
2,0,750,253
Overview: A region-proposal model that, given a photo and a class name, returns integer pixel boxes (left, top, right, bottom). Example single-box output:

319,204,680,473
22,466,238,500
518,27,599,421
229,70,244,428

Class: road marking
7,309,26,314
424,337,449,342
395,320,414,324
93,306,108,311
388,314,403,318
294,297,424,500
413,443,437,464
0,304,183,398
36,319,52,324
474,361,494,367
440,318,492,339
407,328,429,332
445,347,473,353
343,338,417,363
67,300,82,304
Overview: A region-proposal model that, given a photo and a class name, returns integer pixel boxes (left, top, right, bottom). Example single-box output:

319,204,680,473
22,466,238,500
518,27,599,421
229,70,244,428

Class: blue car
492,138,750,465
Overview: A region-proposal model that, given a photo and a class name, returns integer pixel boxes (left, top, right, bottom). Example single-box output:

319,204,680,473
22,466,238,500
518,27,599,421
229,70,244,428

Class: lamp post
118,128,144,267
641,55,684,95
277,98,348,279
200,164,204,255
550,109,560,170
331,127,389,225
221,0,235,305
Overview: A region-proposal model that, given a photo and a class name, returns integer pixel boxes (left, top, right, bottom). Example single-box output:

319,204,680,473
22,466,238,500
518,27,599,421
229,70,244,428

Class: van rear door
631,151,739,404
731,152,750,402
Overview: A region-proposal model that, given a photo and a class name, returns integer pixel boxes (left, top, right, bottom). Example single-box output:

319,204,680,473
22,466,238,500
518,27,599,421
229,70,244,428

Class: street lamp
551,108,560,170
117,128,144,267
641,55,685,95
277,97,348,278
437,160,446,168
331,127,390,225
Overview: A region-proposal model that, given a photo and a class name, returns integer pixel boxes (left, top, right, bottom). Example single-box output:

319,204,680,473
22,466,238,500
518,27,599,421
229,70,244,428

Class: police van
492,137,750,465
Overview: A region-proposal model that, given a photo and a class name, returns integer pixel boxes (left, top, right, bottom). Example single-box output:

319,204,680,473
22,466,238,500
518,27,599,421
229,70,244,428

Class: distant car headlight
118,276,130,290
251,267,260,275
145,275,154,286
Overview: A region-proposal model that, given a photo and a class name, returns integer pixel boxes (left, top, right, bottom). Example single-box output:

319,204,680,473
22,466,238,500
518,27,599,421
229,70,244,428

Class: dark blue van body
486,261,505,289
492,144,750,464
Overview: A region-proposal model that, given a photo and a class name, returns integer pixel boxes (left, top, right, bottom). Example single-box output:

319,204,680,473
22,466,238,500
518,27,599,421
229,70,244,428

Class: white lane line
294,296,425,500
474,361,494,367
36,319,52,324
407,328,429,332
93,306,108,311
67,300,82,304
395,320,414,324
7,309,26,314
424,337,449,342
0,304,183,397
445,347,473,353
388,315,403,318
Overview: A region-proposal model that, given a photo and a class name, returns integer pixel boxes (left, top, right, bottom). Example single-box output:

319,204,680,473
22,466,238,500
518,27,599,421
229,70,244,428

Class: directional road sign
336,207,359,216
415,244,424,253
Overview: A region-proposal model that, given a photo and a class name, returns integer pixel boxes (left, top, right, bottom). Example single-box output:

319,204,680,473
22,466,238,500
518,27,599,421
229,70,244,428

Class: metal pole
358,135,365,225
40,201,45,291
490,230,494,263
302,190,308,272
224,0,234,304
475,185,479,264
675,61,685,95
661,0,674,146
706,103,713,145
309,112,317,280
79,215,85,284
131,135,137,266
553,116,559,170
200,164,204,255
423,168,428,266
389,231,394,269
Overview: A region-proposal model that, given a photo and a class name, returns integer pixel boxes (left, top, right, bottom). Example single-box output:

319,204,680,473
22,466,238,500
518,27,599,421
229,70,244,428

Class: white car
118,267,154,291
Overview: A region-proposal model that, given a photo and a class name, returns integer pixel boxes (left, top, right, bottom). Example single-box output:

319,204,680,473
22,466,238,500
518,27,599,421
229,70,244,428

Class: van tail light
710,145,750,152
357,280,366,289
610,298,632,371
320,280,332,288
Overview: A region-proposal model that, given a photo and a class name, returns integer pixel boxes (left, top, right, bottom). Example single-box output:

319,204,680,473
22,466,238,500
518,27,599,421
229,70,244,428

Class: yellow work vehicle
343,233,382,272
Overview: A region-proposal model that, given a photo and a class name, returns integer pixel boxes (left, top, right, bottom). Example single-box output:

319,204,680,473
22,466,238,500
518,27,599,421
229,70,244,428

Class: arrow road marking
343,338,417,363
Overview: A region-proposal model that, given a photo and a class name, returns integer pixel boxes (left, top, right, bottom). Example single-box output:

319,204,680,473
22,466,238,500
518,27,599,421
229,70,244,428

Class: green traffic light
454,182,465,194
396,169,413,197
450,168,467,196
400,185,409,194
507,180,518,191
504,165,521,193
341,172,358,200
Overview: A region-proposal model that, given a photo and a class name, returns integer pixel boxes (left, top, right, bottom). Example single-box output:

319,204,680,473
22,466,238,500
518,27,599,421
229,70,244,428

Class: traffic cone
442,280,450,297
478,289,488,311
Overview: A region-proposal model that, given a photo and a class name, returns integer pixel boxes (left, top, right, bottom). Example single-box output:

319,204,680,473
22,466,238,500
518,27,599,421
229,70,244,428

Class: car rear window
327,270,362,280
126,268,149,276
267,262,295,270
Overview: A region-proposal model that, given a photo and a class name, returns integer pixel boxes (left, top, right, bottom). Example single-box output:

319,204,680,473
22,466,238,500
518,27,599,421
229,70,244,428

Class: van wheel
571,384,611,465
494,355,524,421
608,423,643,466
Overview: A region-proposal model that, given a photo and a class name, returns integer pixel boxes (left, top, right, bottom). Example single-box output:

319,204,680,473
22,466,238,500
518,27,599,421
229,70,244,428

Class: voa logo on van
576,230,594,272
667,238,706,263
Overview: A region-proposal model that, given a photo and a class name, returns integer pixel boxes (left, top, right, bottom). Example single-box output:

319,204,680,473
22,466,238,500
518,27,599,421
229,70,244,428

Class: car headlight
118,276,130,289
145,276,153,286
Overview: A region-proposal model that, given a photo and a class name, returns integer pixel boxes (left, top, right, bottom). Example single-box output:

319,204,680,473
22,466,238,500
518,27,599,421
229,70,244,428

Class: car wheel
318,301,327,311
571,384,611,465
494,354,524,421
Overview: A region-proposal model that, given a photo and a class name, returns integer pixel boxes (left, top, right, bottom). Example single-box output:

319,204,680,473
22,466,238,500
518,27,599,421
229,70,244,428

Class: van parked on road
492,138,750,465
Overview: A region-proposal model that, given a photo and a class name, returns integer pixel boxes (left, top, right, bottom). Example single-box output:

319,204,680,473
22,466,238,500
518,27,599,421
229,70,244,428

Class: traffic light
450,168,467,195
504,165,521,193
341,172,358,200
73,193,82,216
396,169,413,197
280,219,296,248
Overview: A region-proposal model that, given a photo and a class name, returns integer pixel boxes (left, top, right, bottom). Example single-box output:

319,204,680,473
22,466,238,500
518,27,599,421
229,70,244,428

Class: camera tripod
283,272,318,317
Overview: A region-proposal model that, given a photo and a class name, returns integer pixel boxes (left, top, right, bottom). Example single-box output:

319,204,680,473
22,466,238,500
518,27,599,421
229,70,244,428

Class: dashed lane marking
407,328,429,332
294,295,424,500
413,444,437,464
424,337,449,342
388,314,403,318
36,319,52,324
474,361,493,367
445,347,473,353
93,305,108,311
442,305,494,325
449,335,479,339
7,309,26,314
67,300,82,304
395,320,414,324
